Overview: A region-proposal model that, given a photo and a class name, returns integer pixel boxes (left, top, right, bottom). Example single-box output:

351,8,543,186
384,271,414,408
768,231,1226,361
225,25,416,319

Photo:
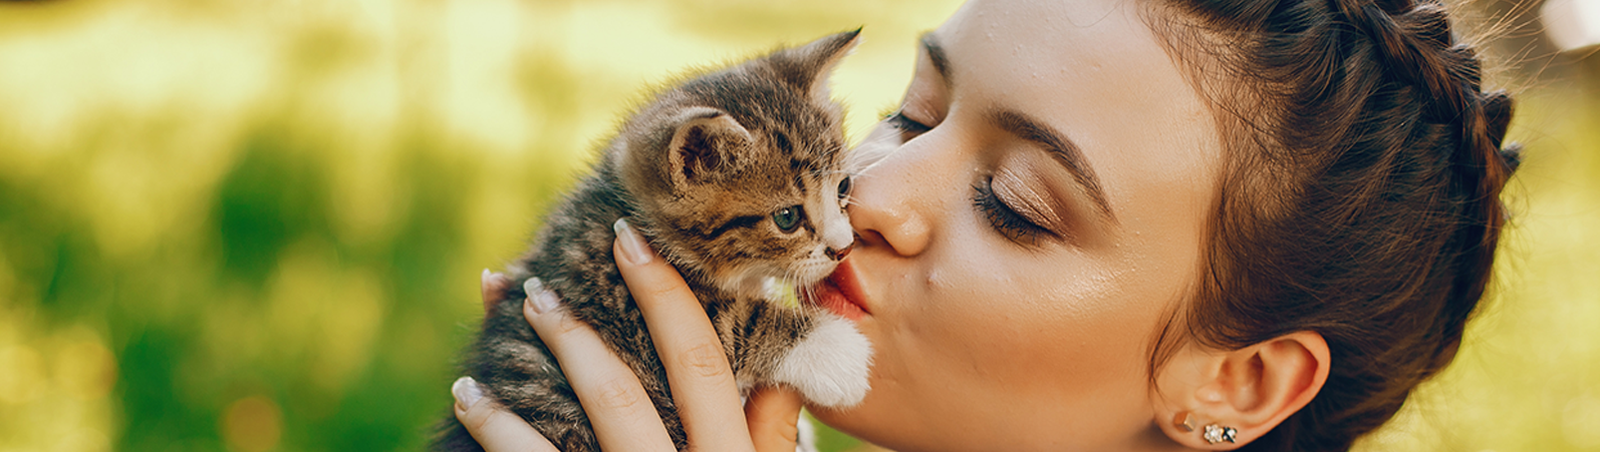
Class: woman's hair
1145,0,1521,450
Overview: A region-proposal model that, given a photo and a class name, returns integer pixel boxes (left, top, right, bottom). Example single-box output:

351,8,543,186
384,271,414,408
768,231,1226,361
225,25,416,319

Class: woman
450,0,1520,450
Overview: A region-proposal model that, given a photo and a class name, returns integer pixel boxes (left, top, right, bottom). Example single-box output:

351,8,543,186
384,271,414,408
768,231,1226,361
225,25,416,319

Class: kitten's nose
825,245,853,261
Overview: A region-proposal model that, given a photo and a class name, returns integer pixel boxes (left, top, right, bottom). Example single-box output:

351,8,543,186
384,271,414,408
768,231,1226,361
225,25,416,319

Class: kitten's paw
772,315,873,407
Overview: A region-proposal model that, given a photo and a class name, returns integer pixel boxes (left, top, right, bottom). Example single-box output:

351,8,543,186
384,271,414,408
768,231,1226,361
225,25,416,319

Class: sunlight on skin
0,0,1594,451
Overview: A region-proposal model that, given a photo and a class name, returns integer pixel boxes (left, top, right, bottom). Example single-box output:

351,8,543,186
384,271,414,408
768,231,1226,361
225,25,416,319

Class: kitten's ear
667,107,752,185
771,28,862,99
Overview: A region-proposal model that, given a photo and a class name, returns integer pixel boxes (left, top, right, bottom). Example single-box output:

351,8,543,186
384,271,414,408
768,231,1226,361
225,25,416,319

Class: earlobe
1153,331,1330,449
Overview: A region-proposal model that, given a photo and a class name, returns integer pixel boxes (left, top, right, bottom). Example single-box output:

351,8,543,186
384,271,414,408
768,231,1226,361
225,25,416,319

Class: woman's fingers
745,387,805,452
481,269,513,314
452,376,560,452
612,219,755,451
521,278,676,451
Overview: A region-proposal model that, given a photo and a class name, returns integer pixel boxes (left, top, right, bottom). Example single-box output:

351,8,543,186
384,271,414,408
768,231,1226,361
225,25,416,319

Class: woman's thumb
745,386,805,452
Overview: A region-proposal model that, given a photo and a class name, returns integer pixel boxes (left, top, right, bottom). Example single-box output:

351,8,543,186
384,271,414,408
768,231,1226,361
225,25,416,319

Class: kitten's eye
836,177,852,202
772,206,802,233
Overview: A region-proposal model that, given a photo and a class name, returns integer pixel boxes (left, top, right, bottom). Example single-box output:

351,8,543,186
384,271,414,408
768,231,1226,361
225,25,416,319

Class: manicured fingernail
523,278,558,314
452,376,483,410
480,269,493,298
613,218,654,266
485,272,510,291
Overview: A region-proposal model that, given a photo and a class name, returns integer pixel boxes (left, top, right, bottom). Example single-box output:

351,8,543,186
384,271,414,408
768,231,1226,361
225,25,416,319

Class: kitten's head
616,30,862,299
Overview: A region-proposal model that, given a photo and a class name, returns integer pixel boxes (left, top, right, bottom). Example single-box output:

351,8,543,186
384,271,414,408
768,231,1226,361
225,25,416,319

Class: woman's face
809,0,1221,449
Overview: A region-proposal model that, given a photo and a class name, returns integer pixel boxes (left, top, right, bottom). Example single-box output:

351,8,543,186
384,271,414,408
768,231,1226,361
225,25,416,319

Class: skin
818,0,1218,449
453,0,1334,450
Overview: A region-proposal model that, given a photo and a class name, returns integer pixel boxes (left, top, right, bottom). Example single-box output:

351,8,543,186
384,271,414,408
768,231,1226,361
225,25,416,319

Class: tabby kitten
434,30,873,452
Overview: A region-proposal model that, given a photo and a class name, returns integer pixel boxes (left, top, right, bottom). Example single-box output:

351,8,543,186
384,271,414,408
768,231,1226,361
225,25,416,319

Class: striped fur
435,30,872,452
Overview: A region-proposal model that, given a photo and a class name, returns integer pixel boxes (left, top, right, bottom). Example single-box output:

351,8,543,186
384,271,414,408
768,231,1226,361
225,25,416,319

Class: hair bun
1479,90,1520,172
1481,91,1513,145
1498,143,1524,173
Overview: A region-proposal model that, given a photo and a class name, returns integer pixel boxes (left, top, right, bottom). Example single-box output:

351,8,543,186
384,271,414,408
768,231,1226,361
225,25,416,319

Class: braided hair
1146,0,1520,450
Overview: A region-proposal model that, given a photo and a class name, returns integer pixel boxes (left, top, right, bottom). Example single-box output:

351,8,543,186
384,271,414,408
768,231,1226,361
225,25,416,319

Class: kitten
434,30,873,452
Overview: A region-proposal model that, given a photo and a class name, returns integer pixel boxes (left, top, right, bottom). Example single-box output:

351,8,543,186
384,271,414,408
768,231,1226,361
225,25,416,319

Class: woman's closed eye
885,106,1071,247
973,177,1056,247
885,110,933,141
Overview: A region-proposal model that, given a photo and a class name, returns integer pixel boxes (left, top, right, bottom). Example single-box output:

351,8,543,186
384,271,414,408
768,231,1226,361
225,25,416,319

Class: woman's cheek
951,253,1150,387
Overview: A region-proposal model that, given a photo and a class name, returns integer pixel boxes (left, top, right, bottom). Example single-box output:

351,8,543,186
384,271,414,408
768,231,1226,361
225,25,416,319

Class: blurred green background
0,1,1594,451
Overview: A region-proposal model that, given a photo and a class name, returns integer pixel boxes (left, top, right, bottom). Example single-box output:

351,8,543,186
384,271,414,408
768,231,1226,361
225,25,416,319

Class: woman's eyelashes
973,177,1056,246
886,107,1065,247
885,110,933,141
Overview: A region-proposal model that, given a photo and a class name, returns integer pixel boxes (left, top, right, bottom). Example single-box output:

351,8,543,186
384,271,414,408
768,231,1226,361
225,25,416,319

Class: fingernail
452,376,483,410
613,218,654,266
481,268,492,285
523,278,559,314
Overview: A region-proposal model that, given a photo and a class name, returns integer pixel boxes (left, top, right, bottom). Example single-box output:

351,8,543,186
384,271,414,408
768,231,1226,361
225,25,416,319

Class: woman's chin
804,399,870,443
803,384,916,451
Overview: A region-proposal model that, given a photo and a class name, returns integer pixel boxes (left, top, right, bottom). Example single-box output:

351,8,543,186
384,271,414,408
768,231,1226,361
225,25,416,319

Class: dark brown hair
1145,0,1521,450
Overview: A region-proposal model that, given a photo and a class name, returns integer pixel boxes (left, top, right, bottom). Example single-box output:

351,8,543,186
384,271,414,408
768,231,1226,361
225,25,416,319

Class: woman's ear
1152,331,1330,449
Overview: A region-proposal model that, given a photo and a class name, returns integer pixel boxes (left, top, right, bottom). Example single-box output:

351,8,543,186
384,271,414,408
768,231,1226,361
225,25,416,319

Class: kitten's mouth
804,259,869,320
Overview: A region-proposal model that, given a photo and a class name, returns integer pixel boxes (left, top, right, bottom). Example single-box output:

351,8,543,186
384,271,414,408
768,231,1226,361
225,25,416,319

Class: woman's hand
452,219,806,451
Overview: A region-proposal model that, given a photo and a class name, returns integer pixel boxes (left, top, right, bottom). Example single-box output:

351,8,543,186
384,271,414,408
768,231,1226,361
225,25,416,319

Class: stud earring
1172,412,1196,432
1202,424,1238,444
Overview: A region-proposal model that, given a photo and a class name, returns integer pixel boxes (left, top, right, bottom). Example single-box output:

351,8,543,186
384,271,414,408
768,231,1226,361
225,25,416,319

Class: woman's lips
805,258,871,320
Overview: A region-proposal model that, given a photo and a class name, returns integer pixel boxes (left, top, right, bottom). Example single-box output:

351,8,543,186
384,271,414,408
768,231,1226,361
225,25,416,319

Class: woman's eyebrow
990,109,1115,221
919,32,953,86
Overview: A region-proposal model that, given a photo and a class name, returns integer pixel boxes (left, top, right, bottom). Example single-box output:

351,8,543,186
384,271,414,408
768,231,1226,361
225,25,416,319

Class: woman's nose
847,135,947,258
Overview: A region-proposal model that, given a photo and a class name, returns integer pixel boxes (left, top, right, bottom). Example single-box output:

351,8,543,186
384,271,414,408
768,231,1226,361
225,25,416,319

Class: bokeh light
0,1,1594,451
221,396,283,452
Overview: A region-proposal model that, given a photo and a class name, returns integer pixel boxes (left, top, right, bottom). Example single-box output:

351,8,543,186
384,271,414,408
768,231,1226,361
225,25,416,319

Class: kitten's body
434,31,872,452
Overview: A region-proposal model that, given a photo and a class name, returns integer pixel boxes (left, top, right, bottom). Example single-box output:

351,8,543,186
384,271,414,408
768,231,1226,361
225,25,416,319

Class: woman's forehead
932,0,1222,237
932,0,1180,109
